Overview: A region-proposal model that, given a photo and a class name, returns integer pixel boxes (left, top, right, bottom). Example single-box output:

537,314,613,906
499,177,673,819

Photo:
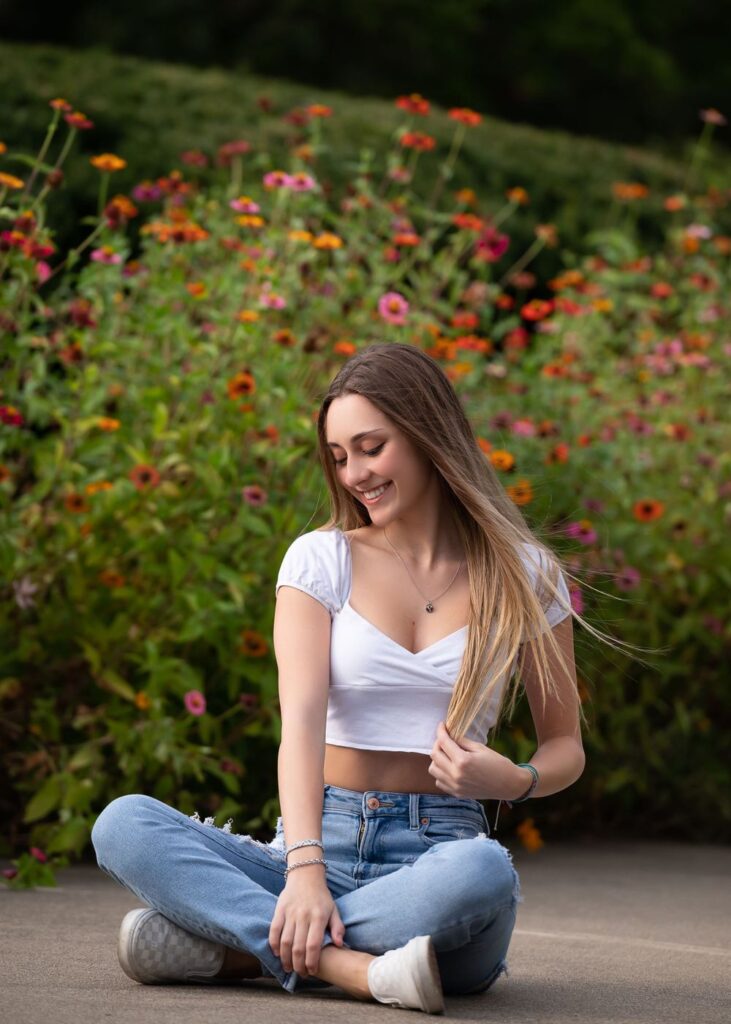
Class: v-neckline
338,528,469,658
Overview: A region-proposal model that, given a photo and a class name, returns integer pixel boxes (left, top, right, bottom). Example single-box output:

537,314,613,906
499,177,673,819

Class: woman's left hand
428,721,522,801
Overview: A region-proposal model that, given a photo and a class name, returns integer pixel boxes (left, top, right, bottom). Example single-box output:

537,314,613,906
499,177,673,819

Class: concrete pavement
2,838,729,1024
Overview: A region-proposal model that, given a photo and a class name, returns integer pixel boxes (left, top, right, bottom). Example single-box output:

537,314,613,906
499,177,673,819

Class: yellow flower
288,229,313,242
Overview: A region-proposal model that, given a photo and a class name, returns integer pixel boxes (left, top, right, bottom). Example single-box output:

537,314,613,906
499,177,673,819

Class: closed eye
333,442,385,467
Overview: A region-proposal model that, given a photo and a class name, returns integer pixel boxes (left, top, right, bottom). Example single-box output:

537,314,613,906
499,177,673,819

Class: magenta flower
289,172,316,192
474,226,509,263
132,181,163,202
615,566,641,591
36,261,52,283
184,690,207,716
263,170,293,189
91,246,123,265
229,195,260,213
29,846,47,862
378,291,409,325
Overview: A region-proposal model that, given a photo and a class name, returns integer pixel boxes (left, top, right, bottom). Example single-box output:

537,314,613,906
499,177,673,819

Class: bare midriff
323,743,441,795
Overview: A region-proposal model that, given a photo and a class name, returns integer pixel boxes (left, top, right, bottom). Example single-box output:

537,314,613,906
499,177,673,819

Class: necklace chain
382,527,464,613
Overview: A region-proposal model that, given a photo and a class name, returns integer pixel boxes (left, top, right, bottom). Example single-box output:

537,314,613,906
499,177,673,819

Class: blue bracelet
507,763,539,805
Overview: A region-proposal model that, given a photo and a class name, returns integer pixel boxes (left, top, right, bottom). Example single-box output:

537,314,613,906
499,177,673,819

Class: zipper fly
357,817,365,852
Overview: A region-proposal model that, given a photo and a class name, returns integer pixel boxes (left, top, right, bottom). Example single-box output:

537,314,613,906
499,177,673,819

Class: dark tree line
0,0,729,148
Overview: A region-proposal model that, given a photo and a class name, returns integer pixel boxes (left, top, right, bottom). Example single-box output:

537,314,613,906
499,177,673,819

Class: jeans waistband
323,783,489,831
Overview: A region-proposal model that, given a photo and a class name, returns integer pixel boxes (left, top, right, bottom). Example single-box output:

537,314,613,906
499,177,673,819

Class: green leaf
96,670,136,702
23,776,62,823
5,153,56,173
45,818,89,855
152,402,169,436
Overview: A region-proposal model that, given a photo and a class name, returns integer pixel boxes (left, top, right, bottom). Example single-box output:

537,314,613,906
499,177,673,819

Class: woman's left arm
512,614,585,799
429,616,585,801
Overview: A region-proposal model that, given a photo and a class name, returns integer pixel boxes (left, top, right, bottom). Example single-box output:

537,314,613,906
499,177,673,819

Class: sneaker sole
118,908,161,984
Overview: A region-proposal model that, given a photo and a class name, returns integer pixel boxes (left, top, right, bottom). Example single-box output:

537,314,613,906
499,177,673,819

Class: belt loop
409,792,419,830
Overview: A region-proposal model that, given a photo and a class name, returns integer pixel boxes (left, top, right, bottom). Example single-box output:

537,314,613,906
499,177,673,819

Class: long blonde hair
314,342,656,742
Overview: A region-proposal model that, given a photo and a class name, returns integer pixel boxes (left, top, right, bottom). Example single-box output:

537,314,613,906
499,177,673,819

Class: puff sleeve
520,542,573,640
275,531,342,618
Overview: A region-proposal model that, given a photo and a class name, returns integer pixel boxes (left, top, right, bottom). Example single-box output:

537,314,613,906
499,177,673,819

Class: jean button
420,817,429,825
367,797,380,809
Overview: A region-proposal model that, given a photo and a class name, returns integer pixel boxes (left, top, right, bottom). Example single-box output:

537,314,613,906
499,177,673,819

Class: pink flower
378,291,409,325
30,846,47,862
259,290,287,309
263,170,293,189
474,226,509,263
184,690,206,716
91,246,123,265
36,261,52,283
229,195,260,213
289,172,316,192
132,181,163,202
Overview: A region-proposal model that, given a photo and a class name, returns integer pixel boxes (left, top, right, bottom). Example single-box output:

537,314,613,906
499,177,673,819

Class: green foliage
1,84,729,889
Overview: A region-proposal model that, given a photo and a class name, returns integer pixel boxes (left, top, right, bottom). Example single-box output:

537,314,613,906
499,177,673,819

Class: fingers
330,908,346,946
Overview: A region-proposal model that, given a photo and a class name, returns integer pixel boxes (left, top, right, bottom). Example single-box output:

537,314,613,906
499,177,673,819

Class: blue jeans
91,784,521,996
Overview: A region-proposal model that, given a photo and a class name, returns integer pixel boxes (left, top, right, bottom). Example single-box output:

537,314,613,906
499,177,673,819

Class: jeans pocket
418,815,484,848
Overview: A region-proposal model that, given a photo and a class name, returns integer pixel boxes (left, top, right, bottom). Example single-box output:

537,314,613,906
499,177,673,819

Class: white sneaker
117,908,226,984
367,935,445,1014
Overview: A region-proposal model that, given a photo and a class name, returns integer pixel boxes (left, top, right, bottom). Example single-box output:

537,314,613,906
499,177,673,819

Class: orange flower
135,691,152,711
186,281,207,298
452,212,485,232
490,450,515,471
288,229,313,242
306,104,333,117
334,340,357,356
237,310,260,323
505,479,533,506
506,186,529,205
664,194,687,212
0,172,25,190
454,187,477,205
96,418,120,431
612,181,649,201
99,569,125,588
516,818,544,851
395,93,430,115
129,464,161,490
64,493,89,514
520,299,554,321
273,328,296,347
227,371,256,399
400,131,436,151
90,153,127,172
313,232,343,249
0,142,6,155
633,499,665,522
239,629,269,656
49,97,72,111
85,480,114,494
235,214,265,228
546,443,570,465
448,107,482,126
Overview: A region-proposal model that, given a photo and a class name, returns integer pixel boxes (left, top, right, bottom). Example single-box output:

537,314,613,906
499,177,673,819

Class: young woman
92,342,598,1013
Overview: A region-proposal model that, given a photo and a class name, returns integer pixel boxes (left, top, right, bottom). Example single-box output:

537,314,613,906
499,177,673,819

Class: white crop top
275,528,571,754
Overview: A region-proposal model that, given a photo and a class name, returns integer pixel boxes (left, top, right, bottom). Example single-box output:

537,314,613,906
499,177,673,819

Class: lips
358,481,392,504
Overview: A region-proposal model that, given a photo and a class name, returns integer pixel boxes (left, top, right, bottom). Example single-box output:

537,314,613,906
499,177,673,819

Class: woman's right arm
269,584,346,978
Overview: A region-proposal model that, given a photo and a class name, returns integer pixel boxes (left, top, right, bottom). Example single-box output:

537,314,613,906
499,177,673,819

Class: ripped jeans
90,783,521,996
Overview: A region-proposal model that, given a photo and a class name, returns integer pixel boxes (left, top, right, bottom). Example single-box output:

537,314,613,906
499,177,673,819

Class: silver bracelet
284,857,328,880
285,839,324,858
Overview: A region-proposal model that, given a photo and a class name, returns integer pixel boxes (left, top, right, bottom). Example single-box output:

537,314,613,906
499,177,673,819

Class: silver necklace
383,527,464,613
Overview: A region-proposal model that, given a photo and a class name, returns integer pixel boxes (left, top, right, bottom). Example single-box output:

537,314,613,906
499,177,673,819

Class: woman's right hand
269,868,346,978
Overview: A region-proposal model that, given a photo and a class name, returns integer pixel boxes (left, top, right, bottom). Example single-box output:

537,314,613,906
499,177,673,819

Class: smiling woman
91,342,644,1015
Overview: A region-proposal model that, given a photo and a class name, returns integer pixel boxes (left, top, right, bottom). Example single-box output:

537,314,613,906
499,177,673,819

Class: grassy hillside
1,40,728,261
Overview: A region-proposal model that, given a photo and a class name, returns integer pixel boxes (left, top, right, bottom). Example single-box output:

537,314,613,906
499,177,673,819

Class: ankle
216,947,263,979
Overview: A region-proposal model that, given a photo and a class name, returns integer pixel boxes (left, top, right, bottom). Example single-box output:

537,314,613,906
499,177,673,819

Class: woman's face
325,393,435,517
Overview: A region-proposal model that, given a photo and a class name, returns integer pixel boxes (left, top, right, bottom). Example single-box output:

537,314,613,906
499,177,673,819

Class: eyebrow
325,428,387,449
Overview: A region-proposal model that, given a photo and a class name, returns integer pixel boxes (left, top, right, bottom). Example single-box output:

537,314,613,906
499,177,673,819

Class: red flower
448,107,482,126
400,131,436,152
129,464,161,490
395,93,430,116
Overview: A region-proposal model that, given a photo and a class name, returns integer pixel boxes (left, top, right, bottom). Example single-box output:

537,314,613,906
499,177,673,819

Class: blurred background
2,0,730,151
1,0,729,887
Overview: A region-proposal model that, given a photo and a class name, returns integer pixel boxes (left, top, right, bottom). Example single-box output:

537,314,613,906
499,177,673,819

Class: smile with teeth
359,481,392,503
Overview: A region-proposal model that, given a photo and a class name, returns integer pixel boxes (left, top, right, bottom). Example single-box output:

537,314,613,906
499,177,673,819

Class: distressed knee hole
188,810,285,860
